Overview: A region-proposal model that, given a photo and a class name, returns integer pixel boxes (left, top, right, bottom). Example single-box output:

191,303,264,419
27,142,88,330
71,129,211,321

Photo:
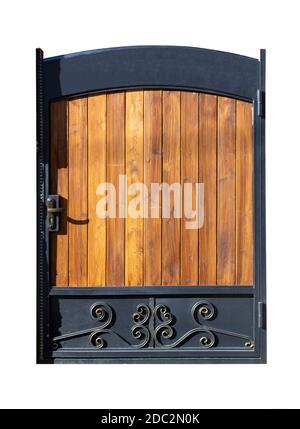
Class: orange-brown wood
217,97,236,284
162,91,181,285
181,92,199,284
68,98,88,286
106,92,125,285
236,100,254,284
125,91,144,286
87,95,106,286
50,91,254,287
50,100,69,286
144,91,162,285
199,94,217,284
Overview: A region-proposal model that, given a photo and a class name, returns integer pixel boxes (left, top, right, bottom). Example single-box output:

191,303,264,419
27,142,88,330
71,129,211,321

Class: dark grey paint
44,46,259,101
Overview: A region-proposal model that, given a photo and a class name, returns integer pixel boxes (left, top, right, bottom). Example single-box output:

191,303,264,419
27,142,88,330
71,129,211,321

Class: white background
0,0,299,409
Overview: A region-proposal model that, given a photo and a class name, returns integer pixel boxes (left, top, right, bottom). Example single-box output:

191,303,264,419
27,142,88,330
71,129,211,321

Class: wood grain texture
68,98,88,286
236,100,254,284
50,100,69,286
199,94,217,284
144,91,162,285
87,95,106,286
217,97,236,284
125,91,144,285
181,92,198,284
162,91,181,285
50,91,254,287
106,92,125,285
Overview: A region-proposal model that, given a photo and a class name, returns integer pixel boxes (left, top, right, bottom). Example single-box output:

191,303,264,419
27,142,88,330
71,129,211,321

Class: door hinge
258,302,266,329
256,89,265,118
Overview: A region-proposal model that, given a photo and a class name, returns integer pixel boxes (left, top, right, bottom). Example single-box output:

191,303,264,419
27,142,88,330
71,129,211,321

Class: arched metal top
43,45,261,102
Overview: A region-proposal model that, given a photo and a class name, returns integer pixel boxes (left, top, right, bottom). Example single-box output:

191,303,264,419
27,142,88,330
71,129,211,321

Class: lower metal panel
49,290,261,362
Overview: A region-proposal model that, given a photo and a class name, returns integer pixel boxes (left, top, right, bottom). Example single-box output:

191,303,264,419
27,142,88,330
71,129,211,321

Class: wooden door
37,46,265,364
50,91,253,287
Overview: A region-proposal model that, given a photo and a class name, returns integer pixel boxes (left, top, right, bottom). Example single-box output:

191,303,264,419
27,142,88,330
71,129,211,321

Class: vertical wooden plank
50,100,68,286
181,92,199,285
162,91,181,285
125,91,144,286
68,98,88,286
199,94,217,285
87,95,106,286
144,90,162,285
106,92,125,285
236,100,254,284
217,97,236,285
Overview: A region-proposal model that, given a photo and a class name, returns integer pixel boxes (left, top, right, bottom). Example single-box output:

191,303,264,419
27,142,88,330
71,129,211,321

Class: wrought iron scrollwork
90,302,113,326
131,304,151,348
193,300,215,321
53,302,128,349
153,304,176,347
52,299,254,351
153,302,216,349
90,331,106,348
132,303,151,325
88,302,114,348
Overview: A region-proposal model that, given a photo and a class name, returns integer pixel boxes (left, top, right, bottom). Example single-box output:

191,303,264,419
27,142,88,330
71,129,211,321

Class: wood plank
199,94,217,284
87,95,107,286
236,100,254,284
106,92,125,285
50,100,69,286
144,90,162,285
162,91,181,285
217,97,236,285
125,91,144,286
68,98,88,286
181,92,199,285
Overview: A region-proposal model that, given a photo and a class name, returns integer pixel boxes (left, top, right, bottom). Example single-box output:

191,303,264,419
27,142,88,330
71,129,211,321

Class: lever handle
47,207,64,213
47,196,64,231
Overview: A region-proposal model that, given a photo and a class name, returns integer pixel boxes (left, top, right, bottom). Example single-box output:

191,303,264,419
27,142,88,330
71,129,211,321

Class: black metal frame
36,46,266,364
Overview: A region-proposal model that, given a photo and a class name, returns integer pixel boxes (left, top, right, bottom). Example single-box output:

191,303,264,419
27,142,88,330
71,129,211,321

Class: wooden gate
37,46,266,363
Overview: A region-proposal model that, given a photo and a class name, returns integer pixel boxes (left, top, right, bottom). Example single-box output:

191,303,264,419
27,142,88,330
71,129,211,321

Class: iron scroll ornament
153,302,216,348
52,300,254,350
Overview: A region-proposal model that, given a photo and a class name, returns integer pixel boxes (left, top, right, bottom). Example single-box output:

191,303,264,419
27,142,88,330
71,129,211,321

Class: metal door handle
47,196,64,231
47,207,64,213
